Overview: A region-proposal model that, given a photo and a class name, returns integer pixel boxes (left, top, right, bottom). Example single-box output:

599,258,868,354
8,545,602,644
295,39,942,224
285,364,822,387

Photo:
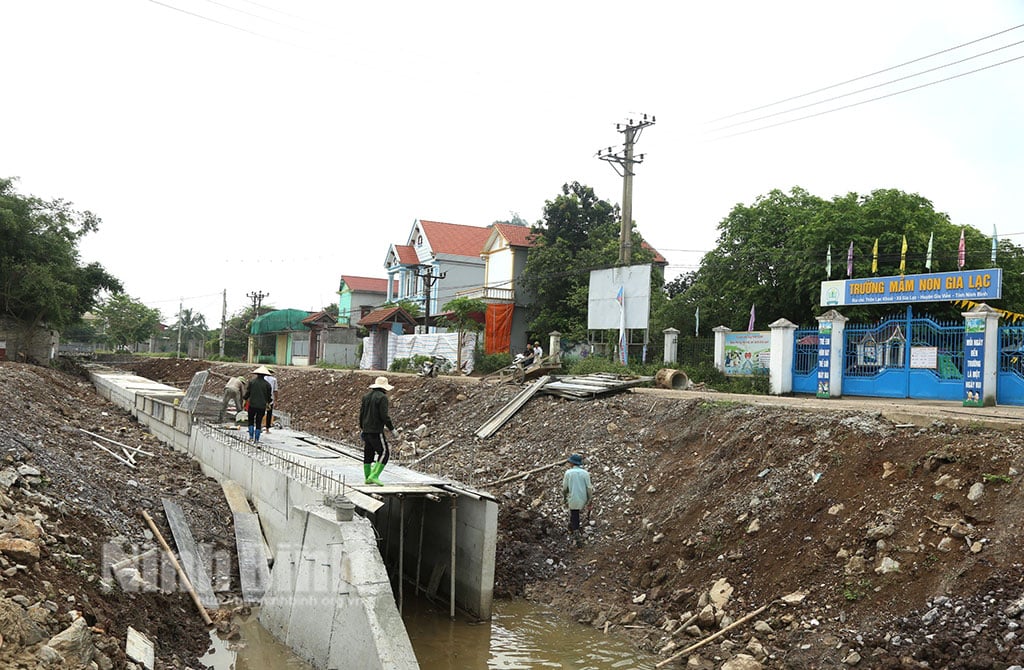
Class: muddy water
200,599,659,669
404,597,660,670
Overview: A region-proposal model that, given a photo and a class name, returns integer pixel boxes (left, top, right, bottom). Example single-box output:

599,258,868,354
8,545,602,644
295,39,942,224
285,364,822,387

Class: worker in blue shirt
562,453,593,547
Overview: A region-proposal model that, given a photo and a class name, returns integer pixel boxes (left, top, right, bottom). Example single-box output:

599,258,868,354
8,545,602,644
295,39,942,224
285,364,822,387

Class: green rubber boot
368,461,385,485
363,463,374,485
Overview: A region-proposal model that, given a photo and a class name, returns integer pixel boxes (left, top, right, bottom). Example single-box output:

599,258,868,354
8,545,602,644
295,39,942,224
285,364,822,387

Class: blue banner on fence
820,269,1002,307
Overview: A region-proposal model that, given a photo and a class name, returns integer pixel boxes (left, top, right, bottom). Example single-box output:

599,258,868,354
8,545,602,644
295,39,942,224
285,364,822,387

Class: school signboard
820,269,1002,307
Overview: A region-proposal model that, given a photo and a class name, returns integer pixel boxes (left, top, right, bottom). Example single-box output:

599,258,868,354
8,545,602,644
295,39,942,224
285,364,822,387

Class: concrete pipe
655,368,689,390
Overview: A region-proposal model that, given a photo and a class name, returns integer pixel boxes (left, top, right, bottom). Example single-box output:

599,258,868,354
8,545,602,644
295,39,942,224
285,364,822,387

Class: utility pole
597,114,656,266
219,289,227,358
176,299,182,359
246,291,268,363
414,267,446,333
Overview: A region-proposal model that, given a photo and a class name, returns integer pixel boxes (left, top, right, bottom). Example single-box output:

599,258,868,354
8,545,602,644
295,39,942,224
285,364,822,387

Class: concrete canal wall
89,369,420,669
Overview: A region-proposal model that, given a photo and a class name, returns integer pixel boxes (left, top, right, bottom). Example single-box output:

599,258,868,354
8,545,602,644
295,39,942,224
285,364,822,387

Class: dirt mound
9,355,1024,668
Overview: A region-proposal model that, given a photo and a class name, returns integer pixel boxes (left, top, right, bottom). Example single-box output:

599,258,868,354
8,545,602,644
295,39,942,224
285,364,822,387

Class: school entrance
791,268,1024,405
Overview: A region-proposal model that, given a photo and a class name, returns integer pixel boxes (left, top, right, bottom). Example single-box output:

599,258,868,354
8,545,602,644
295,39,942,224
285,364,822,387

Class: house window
416,233,423,246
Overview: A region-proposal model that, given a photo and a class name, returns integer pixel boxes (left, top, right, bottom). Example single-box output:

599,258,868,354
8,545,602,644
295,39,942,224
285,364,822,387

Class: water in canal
202,598,659,669
404,597,658,669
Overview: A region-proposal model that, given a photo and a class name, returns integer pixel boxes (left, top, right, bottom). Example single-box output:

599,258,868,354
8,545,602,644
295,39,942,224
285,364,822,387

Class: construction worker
359,376,395,485
244,366,274,443
219,373,249,422
562,453,593,547
264,367,278,432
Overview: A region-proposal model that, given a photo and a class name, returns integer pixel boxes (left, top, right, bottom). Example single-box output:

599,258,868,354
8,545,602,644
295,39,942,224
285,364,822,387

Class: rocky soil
5,355,1024,669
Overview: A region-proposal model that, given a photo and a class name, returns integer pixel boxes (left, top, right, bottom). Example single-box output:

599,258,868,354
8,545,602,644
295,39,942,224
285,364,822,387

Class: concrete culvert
655,368,689,390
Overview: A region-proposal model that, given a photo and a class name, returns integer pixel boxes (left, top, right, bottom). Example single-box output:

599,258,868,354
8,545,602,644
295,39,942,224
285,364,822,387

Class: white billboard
587,264,652,330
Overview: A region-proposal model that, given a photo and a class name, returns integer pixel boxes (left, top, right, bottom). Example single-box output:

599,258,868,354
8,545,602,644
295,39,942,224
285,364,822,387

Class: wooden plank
220,479,252,514
161,498,218,609
346,488,385,513
352,484,446,495
233,512,271,605
474,376,552,439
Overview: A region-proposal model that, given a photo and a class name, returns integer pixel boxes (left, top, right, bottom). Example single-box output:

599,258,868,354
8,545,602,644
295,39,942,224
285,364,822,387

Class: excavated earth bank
3,356,1024,669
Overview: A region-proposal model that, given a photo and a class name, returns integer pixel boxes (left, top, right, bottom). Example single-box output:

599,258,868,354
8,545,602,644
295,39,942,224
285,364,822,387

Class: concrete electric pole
597,114,656,266
414,267,446,332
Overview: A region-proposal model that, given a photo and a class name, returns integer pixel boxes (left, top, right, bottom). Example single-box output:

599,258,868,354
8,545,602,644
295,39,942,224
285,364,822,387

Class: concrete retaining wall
260,505,418,669
88,368,419,670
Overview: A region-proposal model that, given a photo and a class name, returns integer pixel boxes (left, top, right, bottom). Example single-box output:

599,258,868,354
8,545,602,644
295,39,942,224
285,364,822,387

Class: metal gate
842,308,964,400
792,327,819,394
997,326,1024,405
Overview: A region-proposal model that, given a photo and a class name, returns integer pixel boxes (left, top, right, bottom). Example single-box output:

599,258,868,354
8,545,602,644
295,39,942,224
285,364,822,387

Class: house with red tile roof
384,220,491,328
455,223,538,354
337,275,399,327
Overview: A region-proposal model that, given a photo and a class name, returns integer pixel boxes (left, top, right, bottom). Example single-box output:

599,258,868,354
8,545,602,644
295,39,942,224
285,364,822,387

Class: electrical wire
708,22,1024,123
707,51,1024,141
709,37,1024,133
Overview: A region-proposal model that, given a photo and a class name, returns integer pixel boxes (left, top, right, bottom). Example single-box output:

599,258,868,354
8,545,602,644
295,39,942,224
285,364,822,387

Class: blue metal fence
842,309,964,400
998,326,1024,405
792,328,819,394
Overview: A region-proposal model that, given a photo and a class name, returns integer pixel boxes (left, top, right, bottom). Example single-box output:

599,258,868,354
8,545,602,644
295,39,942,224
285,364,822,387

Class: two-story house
384,219,491,330
457,223,536,355
337,275,397,327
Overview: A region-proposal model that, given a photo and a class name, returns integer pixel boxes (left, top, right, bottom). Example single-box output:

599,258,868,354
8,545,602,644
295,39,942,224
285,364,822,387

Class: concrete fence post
713,326,731,373
961,303,1000,407
768,319,797,395
663,328,679,364
548,331,561,365
816,309,849,399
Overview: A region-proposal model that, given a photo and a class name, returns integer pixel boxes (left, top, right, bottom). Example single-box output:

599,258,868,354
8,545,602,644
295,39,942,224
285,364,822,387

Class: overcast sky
3,1,1023,325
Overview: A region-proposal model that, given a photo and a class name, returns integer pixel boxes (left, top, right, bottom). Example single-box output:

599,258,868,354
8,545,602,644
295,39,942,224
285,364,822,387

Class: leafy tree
170,308,208,355
322,303,340,318
667,186,1024,333
95,294,161,350
0,178,121,355
438,296,486,374
520,182,662,341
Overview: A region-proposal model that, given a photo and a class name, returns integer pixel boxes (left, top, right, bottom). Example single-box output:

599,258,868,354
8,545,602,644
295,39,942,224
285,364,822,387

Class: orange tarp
485,303,514,355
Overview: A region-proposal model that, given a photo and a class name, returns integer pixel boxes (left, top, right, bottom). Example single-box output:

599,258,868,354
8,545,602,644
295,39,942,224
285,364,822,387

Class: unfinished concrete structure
89,367,498,669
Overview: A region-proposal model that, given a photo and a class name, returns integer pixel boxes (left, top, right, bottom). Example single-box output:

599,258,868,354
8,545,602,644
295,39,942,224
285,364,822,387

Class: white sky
3,1,1023,325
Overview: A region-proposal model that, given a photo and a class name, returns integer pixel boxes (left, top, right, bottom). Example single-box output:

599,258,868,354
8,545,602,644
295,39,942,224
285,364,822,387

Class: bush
476,352,512,375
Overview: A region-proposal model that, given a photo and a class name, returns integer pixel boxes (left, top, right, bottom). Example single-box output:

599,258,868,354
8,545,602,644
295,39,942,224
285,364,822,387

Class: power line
146,0,313,51
709,22,1024,123
707,51,1024,141
708,38,1024,134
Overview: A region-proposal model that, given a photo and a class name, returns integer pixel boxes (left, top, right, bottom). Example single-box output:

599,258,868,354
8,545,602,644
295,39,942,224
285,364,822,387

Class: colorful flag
925,232,934,271
694,306,700,337
846,241,854,278
747,304,755,332
871,238,878,274
826,244,832,278
958,228,966,269
992,225,998,264
899,235,907,275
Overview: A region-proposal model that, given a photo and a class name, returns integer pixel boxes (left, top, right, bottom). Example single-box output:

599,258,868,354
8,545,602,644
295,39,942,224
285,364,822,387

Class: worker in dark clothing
359,376,395,485
244,366,274,443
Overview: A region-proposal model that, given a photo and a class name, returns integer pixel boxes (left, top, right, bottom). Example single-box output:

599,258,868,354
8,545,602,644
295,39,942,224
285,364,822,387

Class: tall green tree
95,294,161,350
520,182,662,341
665,186,1024,334
0,178,121,353
438,296,486,373
170,308,208,355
